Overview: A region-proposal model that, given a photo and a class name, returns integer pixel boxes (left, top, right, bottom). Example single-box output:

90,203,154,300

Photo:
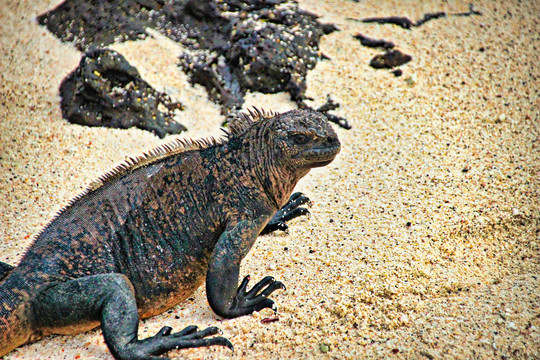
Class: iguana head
230,108,341,172
269,109,341,170
226,108,340,207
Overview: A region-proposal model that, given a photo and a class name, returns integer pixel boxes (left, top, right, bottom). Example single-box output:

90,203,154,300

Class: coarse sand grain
1,0,538,359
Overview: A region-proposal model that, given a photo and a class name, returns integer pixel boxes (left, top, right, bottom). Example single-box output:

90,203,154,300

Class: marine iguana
0,109,341,359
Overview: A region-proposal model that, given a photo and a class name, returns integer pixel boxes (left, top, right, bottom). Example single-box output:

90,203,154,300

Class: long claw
230,275,286,316
173,336,234,351
246,276,275,297
132,325,231,357
281,207,310,222
157,326,173,337
180,326,220,340
260,280,286,297
237,275,250,295
261,192,311,235
173,325,198,337
249,298,275,313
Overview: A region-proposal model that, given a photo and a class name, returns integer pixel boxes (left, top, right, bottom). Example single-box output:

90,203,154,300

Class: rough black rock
178,0,349,128
353,33,395,50
60,48,186,138
369,49,412,69
38,0,351,129
354,3,481,29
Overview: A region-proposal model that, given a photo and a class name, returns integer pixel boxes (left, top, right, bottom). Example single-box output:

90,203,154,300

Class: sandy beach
1,0,539,358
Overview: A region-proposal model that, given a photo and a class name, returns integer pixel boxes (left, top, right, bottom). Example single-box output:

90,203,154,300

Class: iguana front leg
32,274,232,360
207,216,285,318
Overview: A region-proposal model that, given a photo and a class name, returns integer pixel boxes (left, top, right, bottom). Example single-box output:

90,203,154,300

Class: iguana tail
0,271,34,357
0,261,14,282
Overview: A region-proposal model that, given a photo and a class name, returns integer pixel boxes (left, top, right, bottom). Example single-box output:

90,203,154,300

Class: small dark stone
391,69,403,77
361,16,415,29
369,50,412,69
406,221,412,227
414,12,446,27
353,33,395,49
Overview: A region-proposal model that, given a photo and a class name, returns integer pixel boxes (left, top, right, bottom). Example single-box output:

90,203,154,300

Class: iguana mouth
303,144,341,166
312,159,335,167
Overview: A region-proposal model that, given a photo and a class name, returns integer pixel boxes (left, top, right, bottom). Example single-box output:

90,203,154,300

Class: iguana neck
243,125,308,210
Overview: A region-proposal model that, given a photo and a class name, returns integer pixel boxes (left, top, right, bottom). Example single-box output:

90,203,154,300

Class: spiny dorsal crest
87,108,277,193
31,136,220,244
227,107,277,136
87,136,219,192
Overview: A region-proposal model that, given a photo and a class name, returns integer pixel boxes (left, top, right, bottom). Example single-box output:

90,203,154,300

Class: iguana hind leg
32,273,232,360
0,275,34,357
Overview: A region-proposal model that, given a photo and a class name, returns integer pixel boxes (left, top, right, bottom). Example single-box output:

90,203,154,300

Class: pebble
319,343,330,353
405,74,417,86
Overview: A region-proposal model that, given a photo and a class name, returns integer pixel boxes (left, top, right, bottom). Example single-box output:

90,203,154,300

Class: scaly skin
0,109,340,359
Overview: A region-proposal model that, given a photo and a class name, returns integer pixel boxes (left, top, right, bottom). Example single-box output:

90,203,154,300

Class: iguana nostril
327,136,339,145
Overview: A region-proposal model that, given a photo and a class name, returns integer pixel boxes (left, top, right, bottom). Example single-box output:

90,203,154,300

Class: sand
1,0,539,359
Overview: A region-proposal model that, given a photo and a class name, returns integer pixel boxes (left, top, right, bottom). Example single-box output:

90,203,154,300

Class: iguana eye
292,134,309,144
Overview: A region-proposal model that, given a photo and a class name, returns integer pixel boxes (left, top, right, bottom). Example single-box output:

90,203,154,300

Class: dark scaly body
0,109,340,359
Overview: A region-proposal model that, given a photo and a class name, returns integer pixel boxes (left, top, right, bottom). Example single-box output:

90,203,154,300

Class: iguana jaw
302,143,341,168
311,158,336,168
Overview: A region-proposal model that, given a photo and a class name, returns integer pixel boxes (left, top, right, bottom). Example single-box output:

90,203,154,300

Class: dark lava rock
60,48,186,138
179,1,336,109
353,33,395,49
37,0,230,52
369,49,412,69
357,4,480,29
177,0,349,128
361,16,415,29
360,13,446,29
37,0,151,51
38,0,350,129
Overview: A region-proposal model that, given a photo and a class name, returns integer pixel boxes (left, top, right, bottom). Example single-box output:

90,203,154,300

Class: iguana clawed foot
261,192,311,235
231,275,285,315
121,325,233,360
